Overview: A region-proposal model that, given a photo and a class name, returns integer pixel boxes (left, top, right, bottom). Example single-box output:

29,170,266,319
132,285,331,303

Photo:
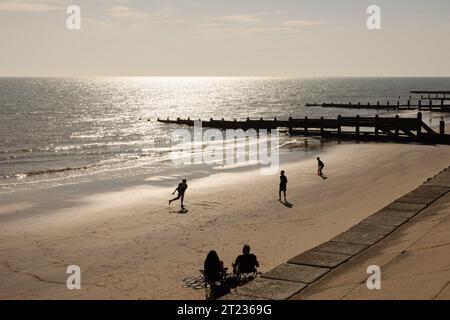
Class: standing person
279,170,287,202
317,157,325,177
169,179,188,208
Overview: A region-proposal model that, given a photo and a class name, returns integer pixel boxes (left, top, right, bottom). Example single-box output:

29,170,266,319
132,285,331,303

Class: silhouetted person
279,170,287,202
204,250,225,284
169,179,188,208
233,244,259,278
317,157,325,177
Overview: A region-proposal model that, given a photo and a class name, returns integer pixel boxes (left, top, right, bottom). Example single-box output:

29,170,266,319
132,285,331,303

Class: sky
1,0,450,77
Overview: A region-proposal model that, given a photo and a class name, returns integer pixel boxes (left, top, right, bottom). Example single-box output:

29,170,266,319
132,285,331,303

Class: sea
1,77,450,194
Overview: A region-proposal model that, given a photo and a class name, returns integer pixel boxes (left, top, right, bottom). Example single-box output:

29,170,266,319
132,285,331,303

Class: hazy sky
1,0,450,77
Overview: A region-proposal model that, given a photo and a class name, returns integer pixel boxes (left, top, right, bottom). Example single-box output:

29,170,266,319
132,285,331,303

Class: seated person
233,244,259,276
204,250,225,283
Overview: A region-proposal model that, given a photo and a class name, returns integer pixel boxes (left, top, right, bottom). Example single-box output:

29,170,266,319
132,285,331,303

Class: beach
1,142,450,299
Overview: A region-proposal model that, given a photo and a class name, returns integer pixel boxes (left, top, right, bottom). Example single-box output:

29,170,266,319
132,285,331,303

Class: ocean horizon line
1,75,450,79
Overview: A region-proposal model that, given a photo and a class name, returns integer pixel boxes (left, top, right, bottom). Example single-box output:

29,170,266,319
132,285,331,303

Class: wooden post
407,100,411,110
320,116,324,136
387,101,390,110
418,100,422,110
288,116,293,135
355,115,360,137
395,115,400,137
337,115,342,137
304,116,308,135
417,112,422,140
440,117,445,137
375,115,379,137
441,99,445,112
429,99,432,111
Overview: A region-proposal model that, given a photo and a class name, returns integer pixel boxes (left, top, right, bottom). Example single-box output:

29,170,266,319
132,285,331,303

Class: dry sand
1,143,450,299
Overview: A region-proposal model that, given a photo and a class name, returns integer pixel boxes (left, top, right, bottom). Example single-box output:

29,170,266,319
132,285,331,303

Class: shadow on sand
280,200,293,208
169,207,189,214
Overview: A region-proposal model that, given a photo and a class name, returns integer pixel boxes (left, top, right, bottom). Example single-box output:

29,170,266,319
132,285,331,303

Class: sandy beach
1,142,450,299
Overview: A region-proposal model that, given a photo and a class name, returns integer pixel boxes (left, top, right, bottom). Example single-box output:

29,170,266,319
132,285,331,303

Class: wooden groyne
411,90,450,102
305,100,450,112
306,90,450,111
157,113,450,145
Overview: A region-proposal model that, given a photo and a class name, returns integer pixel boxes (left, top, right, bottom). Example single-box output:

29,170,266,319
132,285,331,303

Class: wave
0,139,160,155
18,165,97,177
4,151,170,180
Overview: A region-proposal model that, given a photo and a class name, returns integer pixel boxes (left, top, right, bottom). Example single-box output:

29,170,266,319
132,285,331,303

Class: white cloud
190,12,332,37
104,6,148,20
188,25,311,37
102,3,172,27
216,14,263,24
194,23,220,28
281,20,330,27
190,12,279,35
0,1,62,12
211,12,284,25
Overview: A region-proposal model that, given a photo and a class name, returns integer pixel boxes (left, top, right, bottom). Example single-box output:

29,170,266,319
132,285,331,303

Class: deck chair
200,267,229,300
233,263,258,286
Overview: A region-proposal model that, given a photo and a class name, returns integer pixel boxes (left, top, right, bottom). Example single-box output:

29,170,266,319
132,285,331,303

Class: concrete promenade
221,165,450,300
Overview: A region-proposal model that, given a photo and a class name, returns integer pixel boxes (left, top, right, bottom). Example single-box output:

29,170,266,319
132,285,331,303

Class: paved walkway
221,166,450,300
291,191,450,300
